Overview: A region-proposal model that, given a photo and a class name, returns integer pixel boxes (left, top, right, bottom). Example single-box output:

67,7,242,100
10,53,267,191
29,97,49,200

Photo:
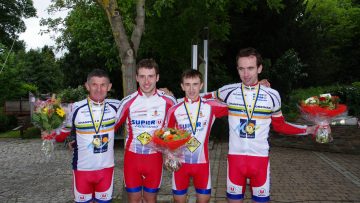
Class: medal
245,123,255,134
87,98,105,134
184,98,201,135
92,137,101,148
241,84,260,134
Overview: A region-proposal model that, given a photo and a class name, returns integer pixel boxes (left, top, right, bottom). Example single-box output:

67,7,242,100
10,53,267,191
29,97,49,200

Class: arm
271,115,315,135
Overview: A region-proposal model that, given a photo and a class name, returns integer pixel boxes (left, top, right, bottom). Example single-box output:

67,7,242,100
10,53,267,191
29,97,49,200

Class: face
181,76,203,101
136,67,159,96
85,76,112,102
237,56,262,86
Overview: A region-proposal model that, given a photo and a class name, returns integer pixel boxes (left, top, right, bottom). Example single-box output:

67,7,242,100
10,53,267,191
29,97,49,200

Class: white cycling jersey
116,89,177,154
166,97,228,164
62,98,121,170
215,83,306,156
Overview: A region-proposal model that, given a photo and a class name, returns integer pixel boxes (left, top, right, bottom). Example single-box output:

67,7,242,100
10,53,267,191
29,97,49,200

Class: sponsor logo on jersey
258,188,266,196
179,122,201,130
131,119,157,127
257,94,267,101
93,134,109,153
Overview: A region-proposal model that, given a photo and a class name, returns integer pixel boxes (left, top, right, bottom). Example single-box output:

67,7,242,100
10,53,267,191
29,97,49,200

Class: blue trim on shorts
172,189,188,195
195,188,211,194
75,200,92,203
126,186,142,193
252,195,270,202
143,187,160,193
94,198,112,203
227,192,244,200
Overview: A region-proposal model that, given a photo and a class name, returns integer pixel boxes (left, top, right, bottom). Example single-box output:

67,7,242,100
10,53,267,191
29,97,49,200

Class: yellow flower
42,107,48,114
56,107,65,117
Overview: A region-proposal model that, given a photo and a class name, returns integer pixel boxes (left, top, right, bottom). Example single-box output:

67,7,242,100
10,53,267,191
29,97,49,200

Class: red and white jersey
166,97,228,164
116,89,176,154
215,83,307,157
62,98,121,170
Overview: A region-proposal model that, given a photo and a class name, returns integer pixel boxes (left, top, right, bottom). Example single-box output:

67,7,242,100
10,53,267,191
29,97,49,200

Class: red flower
319,97,326,101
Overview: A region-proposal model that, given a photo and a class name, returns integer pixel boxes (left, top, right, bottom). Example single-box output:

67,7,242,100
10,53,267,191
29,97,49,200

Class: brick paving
0,138,359,203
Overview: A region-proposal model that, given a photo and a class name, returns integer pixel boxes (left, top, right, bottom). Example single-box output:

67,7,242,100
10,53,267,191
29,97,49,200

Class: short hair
87,69,110,82
236,47,263,67
181,69,203,83
136,58,159,75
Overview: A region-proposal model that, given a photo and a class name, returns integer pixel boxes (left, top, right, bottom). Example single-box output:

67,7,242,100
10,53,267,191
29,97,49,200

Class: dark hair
87,69,110,82
181,69,203,83
236,47,263,67
136,58,159,75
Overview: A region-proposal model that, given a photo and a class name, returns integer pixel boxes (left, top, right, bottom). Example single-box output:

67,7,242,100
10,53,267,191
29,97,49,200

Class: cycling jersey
116,89,176,192
215,83,307,157
166,97,228,163
116,89,176,154
60,98,121,170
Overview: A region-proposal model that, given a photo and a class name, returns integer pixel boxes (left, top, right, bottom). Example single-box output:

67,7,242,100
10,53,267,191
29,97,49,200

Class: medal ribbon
241,84,260,123
87,97,105,134
184,98,201,135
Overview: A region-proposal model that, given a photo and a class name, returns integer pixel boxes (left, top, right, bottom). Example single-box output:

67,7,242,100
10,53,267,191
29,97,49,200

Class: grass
0,127,41,139
0,130,21,138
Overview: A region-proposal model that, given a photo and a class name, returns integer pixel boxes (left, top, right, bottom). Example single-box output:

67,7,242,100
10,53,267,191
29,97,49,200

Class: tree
0,44,37,104
0,0,36,50
15,46,64,94
302,0,360,85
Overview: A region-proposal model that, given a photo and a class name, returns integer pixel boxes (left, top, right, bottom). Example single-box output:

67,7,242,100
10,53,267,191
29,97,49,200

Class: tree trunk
97,0,145,96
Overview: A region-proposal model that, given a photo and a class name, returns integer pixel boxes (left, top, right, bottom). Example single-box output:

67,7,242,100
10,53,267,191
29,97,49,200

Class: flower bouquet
299,93,347,143
32,95,66,158
152,128,191,171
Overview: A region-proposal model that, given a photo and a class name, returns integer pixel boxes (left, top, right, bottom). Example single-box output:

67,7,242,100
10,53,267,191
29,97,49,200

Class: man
208,48,316,203
166,69,228,203
115,59,177,203
57,69,120,203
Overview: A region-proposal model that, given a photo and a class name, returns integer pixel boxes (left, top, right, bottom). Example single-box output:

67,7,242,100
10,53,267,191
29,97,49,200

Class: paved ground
0,138,359,203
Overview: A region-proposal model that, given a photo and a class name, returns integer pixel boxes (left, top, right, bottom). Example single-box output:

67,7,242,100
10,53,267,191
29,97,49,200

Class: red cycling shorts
124,150,163,193
226,155,270,202
172,162,211,195
73,167,114,203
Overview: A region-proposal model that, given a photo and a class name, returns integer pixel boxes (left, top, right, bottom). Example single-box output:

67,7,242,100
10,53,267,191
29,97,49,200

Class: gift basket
151,128,191,171
32,95,66,158
299,93,347,143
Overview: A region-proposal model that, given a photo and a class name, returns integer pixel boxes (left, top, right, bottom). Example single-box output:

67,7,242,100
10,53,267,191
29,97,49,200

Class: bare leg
142,191,157,203
173,194,187,203
196,193,210,203
128,191,142,203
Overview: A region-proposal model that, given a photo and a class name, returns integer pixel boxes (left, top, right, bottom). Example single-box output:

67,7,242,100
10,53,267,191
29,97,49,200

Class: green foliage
142,0,232,95
0,47,38,103
265,49,307,101
302,0,360,85
58,85,88,103
0,112,17,132
14,46,63,93
22,127,41,139
0,0,36,50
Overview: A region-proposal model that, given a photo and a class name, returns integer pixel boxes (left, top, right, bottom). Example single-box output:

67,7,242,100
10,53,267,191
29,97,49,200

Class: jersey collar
184,97,200,104
138,88,158,96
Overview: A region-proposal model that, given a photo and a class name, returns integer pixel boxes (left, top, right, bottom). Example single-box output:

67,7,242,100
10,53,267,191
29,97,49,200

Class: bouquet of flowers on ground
152,128,191,171
299,93,347,143
32,95,66,158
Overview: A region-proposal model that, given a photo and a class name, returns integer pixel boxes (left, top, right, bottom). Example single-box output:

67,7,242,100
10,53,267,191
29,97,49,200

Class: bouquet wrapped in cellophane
32,95,66,158
299,93,347,143
151,128,191,171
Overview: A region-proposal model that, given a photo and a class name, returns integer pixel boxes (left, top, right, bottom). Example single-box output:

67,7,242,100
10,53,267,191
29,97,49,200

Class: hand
67,140,76,150
259,79,271,87
159,87,174,96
